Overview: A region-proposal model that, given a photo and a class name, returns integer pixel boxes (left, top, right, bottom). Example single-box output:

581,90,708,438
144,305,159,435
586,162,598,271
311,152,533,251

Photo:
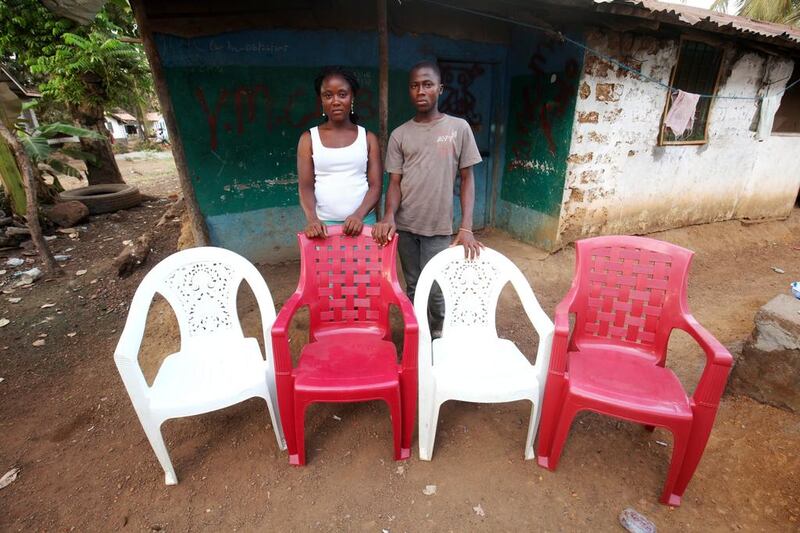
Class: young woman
297,66,382,238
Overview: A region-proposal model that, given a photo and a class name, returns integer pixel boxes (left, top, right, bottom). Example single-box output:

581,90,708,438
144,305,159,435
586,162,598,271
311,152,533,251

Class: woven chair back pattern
301,232,393,329
574,239,691,349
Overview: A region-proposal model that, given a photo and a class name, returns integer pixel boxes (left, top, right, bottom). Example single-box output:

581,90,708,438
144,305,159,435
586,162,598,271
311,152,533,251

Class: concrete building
130,0,800,262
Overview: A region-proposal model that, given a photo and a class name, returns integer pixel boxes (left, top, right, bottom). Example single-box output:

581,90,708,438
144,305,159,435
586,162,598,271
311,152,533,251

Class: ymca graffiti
509,41,579,167
195,84,377,151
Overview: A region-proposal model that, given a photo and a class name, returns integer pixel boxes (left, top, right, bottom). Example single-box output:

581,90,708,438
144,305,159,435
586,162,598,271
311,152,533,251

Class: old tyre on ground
58,184,142,215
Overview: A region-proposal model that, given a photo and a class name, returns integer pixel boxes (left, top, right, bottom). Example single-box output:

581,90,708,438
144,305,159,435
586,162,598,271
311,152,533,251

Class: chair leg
141,418,177,485
524,398,540,460
539,400,579,471
659,423,692,507
535,376,566,467
277,375,299,464
400,371,417,460
418,398,442,461
387,388,406,461
291,397,309,466
263,380,287,451
669,407,719,505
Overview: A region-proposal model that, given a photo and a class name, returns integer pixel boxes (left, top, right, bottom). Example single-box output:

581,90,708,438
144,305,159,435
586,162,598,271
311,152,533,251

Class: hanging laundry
664,90,701,137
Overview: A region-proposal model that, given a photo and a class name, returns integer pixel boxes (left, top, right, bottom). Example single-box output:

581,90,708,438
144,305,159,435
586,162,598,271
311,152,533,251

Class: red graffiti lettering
196,87,229,151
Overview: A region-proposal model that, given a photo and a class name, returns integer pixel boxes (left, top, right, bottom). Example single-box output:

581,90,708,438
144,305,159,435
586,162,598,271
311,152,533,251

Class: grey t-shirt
385,114,482,236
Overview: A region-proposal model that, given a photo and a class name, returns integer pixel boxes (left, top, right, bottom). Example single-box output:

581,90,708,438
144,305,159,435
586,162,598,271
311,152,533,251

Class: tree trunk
133,99,149,142
0,120,60,275
0,136,27,215
69,103,124,185
132,78,150,142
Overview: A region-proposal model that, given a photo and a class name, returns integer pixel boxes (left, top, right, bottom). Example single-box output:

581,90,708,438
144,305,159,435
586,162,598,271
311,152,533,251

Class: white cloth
310,125,369,221
757,93,780,141
664,90,701,137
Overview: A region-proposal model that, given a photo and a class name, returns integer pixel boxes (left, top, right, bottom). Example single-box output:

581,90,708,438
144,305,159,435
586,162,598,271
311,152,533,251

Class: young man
372,60,483,336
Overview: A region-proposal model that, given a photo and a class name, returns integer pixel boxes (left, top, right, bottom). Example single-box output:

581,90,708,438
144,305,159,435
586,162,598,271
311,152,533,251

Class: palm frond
19,134,52,162
37,123,104,140
59,147,97,163
42,158,84,179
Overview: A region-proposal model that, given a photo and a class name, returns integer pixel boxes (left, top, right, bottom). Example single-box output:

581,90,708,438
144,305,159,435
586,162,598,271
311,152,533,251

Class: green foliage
18,120,103,179
31,29,150,107
0,0,153,111
710,0,800,26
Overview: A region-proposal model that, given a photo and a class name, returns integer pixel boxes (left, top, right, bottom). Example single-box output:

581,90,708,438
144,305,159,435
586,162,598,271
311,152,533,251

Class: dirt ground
1,153,799,532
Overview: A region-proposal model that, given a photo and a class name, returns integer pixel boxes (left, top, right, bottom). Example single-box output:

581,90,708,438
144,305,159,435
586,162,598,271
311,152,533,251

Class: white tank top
310,125,369,221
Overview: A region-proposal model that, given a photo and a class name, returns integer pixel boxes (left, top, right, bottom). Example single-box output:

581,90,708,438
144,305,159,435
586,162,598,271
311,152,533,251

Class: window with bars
659,40,724,145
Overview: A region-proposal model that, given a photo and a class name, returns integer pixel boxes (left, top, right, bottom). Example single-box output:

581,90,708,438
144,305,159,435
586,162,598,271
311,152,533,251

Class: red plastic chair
536,236,732,506
271,226,418,465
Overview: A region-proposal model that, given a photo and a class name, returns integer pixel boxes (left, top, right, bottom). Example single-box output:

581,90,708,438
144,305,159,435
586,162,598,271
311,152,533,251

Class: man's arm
372,172,401,245
451,165,483,259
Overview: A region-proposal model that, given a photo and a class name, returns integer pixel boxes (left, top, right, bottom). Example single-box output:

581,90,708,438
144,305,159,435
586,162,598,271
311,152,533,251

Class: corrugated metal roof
41,0,106,25
594,0,800,49
109,112,137,123
0,67,41,98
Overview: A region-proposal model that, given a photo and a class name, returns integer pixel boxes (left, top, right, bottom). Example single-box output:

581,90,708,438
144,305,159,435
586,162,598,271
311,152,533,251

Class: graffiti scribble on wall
509,41,579,169
439,62,485,133
195,85,378,151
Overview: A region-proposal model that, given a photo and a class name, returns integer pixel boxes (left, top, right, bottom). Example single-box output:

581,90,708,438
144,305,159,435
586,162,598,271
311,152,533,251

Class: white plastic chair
415,246,554,461
114,246,286,484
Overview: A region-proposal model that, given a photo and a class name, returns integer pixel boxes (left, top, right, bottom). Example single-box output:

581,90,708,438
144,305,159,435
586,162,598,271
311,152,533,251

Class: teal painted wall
156,30,506,262
496,28,584,250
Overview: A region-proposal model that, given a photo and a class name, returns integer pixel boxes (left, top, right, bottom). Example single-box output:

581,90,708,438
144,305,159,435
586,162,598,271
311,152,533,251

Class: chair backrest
131,246,276,348
570,236,693,360
295,226,399,338
416,246,551,340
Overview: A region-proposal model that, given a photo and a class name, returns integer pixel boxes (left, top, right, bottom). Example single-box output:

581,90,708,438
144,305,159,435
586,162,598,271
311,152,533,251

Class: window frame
658,38,725,146
771,60,800,136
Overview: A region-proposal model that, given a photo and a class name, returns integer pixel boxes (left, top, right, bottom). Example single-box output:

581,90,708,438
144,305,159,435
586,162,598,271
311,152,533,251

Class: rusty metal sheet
595,0,800,49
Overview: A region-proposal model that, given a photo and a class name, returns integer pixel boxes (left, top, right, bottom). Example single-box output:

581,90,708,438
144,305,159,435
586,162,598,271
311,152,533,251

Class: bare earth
1,153,798,532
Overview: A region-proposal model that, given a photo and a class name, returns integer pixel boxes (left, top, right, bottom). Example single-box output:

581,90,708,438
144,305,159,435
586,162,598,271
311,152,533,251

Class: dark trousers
396,231,450,333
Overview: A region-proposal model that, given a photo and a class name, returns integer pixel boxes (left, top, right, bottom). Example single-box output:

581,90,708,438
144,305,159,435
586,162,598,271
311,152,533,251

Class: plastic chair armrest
113,310,151,406
680,315,733,368
389,284,419,370
680,316,733,408
549,286,578,375
271,291,304,374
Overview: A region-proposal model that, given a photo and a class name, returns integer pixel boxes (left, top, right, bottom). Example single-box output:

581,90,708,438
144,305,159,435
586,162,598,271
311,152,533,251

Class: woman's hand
304,218,327,238
343,214,364,236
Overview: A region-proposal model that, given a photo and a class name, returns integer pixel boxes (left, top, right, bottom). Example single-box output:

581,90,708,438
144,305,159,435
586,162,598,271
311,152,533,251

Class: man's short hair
410,60,441,82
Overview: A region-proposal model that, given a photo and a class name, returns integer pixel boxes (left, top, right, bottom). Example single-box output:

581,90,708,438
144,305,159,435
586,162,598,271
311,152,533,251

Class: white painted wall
559,29,799,244
151,118,169,142
105,117,129,140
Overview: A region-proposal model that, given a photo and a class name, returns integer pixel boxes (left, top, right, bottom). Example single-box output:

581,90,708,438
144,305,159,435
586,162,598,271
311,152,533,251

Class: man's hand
372,217,396,246
304,218,327,239
342,214,364,236
451,228,483,259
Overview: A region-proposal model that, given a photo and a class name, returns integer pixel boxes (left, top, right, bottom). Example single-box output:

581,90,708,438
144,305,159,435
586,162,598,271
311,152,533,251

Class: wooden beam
377,0,389,220
130,0,210,247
